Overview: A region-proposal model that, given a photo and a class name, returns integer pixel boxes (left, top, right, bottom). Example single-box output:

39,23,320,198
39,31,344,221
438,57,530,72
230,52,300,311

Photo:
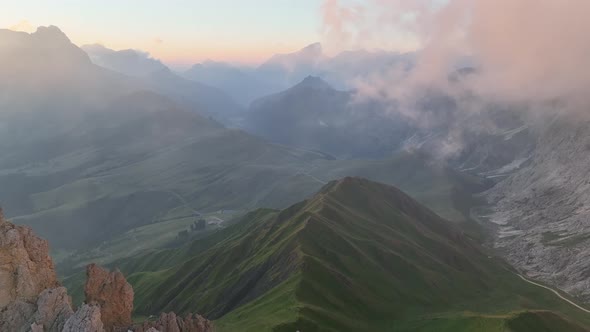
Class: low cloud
321,0,590,159
322,0,590,109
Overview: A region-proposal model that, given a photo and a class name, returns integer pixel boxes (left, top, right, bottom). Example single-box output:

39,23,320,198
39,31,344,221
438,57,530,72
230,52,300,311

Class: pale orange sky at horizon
6,19,319,68
1,0,330,69
2,0,425,69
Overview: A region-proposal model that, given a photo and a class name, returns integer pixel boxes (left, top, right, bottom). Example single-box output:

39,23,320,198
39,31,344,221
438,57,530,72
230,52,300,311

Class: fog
321,0,590,159
323,0,590,107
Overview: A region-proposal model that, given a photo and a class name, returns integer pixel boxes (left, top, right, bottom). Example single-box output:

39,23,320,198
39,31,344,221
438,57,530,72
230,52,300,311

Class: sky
0,0,342,68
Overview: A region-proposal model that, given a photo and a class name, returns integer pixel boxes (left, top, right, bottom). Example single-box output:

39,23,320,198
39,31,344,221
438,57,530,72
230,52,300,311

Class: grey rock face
0,300,36,332
62,304,104,332
31,323,45,332
0,277,75,332
33,287,75,332
486,116,590,301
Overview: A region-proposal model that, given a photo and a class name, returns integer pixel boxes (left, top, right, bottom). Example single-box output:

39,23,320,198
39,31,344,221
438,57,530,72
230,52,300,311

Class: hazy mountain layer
243,74,534,167
82,44,243,125
244,76,412,158
182,43,415,106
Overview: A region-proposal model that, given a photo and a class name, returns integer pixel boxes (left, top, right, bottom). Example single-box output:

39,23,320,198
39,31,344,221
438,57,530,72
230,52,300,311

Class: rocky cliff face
0,211,74,331
84,264,133,331
0,211,212,332
62,304,104,332
486,116,590,301
0,211,60,307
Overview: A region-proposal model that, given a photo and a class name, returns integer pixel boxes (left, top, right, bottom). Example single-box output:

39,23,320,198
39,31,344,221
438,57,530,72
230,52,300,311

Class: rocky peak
85,264,134,332
0,216,73,331
296,76,333,91
31,25,72,44
0,215,59,309
299,42,323,58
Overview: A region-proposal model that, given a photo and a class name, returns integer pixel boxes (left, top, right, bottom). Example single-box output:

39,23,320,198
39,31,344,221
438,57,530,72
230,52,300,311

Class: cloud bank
322,0,590,109
321,0,590,160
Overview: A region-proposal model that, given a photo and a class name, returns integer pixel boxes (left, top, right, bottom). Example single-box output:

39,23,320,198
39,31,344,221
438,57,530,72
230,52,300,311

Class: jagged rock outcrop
32,287,75,331
0,211,74,332
84,263,134,331
62,304,104,332
0,299,37,331
134,312,213,332
0,212,60,307
0,210,212,332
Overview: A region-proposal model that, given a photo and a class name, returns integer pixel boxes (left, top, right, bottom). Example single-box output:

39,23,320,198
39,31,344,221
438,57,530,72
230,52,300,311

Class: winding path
516,274,590,314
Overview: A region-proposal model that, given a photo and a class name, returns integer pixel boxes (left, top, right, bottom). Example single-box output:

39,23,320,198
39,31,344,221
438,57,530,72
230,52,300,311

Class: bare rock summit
85,263,134,331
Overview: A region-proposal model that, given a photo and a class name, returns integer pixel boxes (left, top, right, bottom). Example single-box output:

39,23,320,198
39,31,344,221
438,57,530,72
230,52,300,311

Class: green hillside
107,178,590,331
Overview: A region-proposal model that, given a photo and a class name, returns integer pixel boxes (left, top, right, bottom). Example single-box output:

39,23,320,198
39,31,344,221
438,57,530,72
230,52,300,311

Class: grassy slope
110,178,590,331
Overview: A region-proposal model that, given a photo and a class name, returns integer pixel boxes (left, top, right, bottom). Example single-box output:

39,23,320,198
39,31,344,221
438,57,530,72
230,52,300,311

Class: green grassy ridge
120,206,306,318
62,208,281,306
107,177,590,331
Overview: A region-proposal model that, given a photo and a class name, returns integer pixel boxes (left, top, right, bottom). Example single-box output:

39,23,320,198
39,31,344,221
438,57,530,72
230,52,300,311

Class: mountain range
81,43,243,125
182,43,415,106
242,74,534,169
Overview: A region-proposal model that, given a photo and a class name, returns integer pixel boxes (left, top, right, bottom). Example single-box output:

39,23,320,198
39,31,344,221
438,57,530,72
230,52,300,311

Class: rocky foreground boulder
85,264,134,331
0,210,73,331
0,214,59,306
0,210,213,332
61,304,104,332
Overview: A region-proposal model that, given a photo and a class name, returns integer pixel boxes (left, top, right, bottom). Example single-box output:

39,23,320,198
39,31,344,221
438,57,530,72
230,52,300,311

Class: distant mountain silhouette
245,76,413,158
82,44,243,124
181,43,416,105
82,44,167,77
